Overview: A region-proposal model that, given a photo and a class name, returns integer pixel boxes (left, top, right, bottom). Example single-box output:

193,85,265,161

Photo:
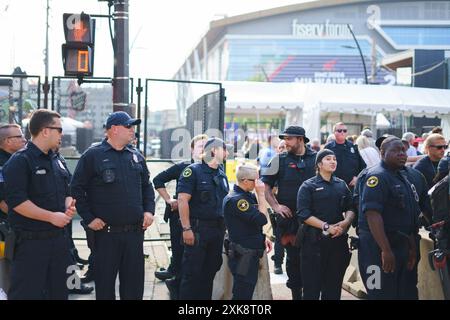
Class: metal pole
113,0,130,114
144,79,148,158
43,0,50,108
347,24,368,85
136,78,142,149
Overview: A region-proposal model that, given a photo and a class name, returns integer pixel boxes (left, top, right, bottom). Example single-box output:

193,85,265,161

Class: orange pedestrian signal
62,13,95,77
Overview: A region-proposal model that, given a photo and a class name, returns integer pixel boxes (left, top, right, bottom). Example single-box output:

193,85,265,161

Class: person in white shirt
356,135,380,168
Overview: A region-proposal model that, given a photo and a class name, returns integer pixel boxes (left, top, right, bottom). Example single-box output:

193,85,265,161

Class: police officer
261,126,316,300
324,122,366,189
434,151,450,184
413,133,447,189
358,136,420,299
297,149,354,300
223,163,271,300
177,137,229,300
70,111,155,300
0,124,26,221
152,134,207,299
3,110,76,300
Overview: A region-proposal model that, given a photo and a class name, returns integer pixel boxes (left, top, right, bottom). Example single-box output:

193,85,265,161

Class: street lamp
346,24,368,84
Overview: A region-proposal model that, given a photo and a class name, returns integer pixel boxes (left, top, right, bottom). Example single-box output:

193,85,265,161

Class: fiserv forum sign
292,19,352,38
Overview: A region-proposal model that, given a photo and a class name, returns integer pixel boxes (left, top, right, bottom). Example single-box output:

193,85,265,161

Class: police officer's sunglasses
46,126,63,133
7,135,24,139
430,144,448,150
121,124,134,129
335,129,347,133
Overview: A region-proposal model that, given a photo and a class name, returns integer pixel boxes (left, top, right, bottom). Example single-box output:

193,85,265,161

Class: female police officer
223,163,272,300
296,149,355,300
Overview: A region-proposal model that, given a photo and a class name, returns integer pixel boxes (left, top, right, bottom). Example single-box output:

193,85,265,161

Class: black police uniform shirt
153,160,192,222
436,155,450,181
297,174,353,224
223,185,267,249
70,139,155,226
3,142,71,231
0,149,13,217
176,162,229,220
358,161,419,235
413,156,438,189
261,147,316,211
324,140,366,185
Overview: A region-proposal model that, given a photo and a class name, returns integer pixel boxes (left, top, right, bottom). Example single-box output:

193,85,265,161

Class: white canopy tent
221,81,450,139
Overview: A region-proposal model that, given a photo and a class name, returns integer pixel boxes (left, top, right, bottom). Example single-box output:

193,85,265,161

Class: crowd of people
0,110,449,300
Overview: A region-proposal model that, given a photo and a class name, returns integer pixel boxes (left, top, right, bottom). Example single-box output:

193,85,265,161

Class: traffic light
62,13,96,77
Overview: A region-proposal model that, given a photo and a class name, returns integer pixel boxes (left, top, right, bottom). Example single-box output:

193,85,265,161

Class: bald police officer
0,124,26,221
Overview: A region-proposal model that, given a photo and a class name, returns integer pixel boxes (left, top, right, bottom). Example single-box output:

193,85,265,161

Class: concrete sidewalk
69,236,359,300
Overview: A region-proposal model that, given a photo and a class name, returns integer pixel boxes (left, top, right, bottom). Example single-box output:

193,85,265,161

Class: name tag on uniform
315,187,324,191
350,147,355,153
36,169,47,175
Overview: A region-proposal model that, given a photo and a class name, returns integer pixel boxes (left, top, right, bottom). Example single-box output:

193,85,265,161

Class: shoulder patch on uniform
366,176,379,188
182,167,192,178
237,199,250,212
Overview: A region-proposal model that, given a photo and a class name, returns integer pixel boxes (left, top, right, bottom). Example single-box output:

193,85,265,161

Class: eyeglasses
430,145,448,150
335,129,347,133
46,126,63,133
7,135,24,139
121,124,133,129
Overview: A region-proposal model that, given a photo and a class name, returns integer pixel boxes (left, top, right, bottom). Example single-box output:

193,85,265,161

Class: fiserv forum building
173,0,450,137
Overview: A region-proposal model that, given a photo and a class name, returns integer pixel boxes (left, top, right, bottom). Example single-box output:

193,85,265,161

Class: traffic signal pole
112,0,130,114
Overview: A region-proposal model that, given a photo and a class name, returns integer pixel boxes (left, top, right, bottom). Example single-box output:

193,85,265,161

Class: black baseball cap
279,126,310,143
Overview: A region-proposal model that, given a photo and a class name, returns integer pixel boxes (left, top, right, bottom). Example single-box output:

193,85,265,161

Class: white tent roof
222,81,304,110
220,81,450,140
222,81,450,115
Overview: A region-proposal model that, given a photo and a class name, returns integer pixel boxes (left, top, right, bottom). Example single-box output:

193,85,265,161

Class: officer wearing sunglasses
413,133,447,189
325,122,366,190
71,111,156,300
261,125,316,300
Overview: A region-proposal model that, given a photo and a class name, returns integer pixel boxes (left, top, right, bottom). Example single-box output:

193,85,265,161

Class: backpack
429,174,450,222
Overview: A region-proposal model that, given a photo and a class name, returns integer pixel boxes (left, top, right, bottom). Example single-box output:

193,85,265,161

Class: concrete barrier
213,252,273,300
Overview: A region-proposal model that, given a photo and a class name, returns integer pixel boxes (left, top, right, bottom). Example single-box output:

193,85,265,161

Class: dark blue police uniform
297,175,353,300
413,155,438,190
261,148,316,296
223,185,267,300
0,149,13,221
70,139,155,300
435,155,450,183
177,162,229,300
3,142,71,300
152,160,191,288
324,140,366,186
357,161,420,299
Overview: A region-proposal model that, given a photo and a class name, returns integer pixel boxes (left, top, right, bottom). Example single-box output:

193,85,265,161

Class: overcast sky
0,0,314,78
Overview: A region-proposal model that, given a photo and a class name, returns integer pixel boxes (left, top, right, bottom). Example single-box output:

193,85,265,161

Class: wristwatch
182,226,192,232
322,223,330,236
